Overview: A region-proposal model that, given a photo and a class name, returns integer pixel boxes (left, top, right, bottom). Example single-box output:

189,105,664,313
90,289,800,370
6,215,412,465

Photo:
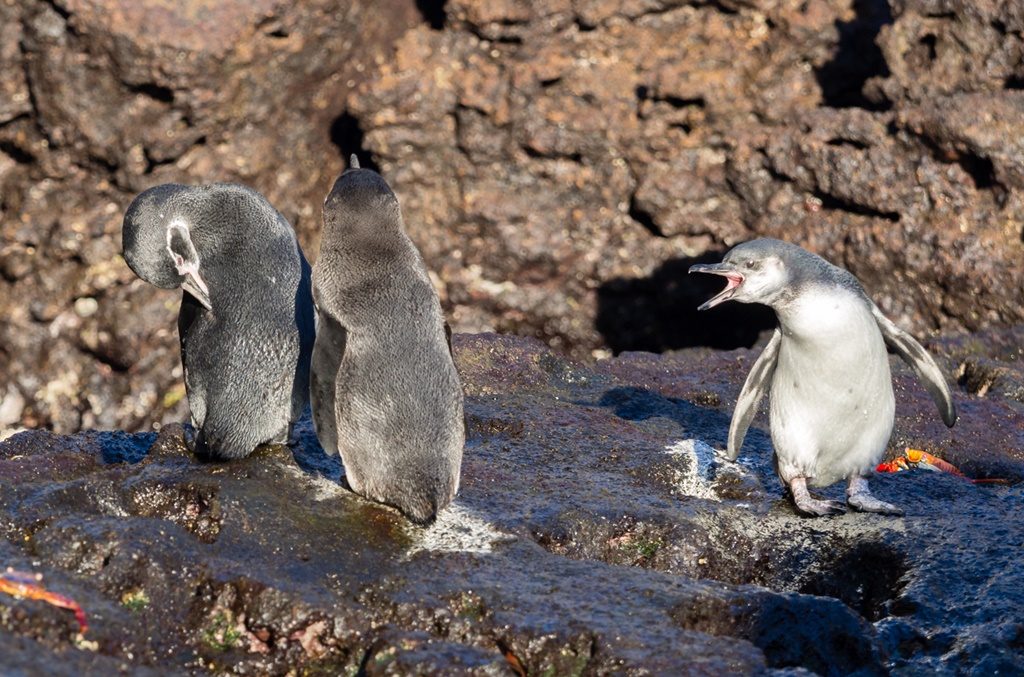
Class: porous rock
0,333,1020,674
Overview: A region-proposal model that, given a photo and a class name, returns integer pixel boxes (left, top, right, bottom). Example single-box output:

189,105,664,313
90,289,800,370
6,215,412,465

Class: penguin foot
847,493,904,515
793,496,848,517
789,477,846,517
847,476,903,515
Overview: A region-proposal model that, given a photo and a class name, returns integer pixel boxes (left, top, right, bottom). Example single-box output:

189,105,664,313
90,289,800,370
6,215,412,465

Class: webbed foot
789,476,847,517
795,496,848,516
847,476,904,516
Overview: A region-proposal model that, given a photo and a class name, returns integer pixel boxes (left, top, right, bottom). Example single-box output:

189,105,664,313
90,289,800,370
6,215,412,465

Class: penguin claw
848,493,904,516
793,497,847,517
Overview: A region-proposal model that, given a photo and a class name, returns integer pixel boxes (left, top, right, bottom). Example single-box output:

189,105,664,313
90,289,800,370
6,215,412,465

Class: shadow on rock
594,385,770,456
814,0,894,109
288,413,345,484
596,253,776,354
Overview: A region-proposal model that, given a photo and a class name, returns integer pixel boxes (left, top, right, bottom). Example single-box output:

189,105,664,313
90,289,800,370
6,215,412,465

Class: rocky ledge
1,331,1022,675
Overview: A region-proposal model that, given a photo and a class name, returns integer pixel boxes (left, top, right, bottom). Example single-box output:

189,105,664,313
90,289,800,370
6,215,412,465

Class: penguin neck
320,234,417,280
193,231,299,310
773,284,872,343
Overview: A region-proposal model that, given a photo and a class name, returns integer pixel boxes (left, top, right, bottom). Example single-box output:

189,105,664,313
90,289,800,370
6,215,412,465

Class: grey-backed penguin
122,183,315,460
311,155,464,525
690,238,956,516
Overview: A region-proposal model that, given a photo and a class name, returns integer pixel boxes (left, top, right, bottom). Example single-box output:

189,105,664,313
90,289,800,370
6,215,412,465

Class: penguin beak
689,263,744,311
181,271,213,311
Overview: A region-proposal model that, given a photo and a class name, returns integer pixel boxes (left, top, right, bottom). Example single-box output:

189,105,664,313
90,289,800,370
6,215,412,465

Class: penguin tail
195,426,253,461
393,492,441,526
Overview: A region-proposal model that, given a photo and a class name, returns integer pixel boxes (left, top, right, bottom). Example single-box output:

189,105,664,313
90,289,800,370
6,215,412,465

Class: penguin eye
744,259,761,271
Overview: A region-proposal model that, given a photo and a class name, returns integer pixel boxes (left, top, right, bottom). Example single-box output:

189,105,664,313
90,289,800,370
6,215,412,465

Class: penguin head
321,160,402,245
689,238,802,310
122,184,213,310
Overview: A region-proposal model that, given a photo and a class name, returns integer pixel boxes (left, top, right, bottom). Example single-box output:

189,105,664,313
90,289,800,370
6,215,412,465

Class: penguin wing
726,327,782,461
310,309,347,455
870,304,957,427
444,320,454,359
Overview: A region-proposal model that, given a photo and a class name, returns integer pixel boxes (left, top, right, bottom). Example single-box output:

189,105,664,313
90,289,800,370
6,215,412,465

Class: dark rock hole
799,541,908,621
574,17,598,32
826,137,869,150
129,82,175,104
329,112,380,172
659,95,705,109
521,145,583,163
627,194,664,237
416,0,446,30
815,191,900,222
635,85,704,110
955,152,1000,192
254,15,289,38
1005,74,1024,90
918,34,938,61
0,140,35,165
814,0,893,110
596,253,777,353
43,0,71,21
704,0,740,15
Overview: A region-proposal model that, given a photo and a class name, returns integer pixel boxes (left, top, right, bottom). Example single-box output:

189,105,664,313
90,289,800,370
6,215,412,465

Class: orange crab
877,448,964,476
0,569,88,634
877,448,1010,484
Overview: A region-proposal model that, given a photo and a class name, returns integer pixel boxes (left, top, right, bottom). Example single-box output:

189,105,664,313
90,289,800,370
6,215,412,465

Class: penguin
122,183,315,460
689,238,956,516
311,155,464,525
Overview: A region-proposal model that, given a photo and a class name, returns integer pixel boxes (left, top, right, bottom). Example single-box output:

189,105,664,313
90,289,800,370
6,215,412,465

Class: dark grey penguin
122,183,315,460
690,238,956,516
311,155,464,525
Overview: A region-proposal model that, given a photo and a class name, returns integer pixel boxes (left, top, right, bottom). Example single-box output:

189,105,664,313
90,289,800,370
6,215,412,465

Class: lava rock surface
0,332,1021,674
2,0,1023,434
353,0,1024,356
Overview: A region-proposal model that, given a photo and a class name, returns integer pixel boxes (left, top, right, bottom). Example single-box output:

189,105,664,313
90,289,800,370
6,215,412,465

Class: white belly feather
769,287,895,486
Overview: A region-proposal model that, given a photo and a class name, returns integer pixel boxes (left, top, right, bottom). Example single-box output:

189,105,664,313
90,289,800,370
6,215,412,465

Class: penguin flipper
727,327,781,460
870,304,957,427
310,309,346,455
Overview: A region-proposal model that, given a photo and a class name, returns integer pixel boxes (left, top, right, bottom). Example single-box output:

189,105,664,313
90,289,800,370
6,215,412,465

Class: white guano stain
405,503,513,557
664,439,721,502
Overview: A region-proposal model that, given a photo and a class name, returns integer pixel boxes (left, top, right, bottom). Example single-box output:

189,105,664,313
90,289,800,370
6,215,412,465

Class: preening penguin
690,239,956,516
311,155,464,525
122,183,315,460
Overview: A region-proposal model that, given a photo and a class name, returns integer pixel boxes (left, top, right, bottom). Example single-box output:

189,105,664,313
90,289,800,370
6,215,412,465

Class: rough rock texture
0,0,423,433
353,0,1024,357
0,333,1021,674
2,0,1024,436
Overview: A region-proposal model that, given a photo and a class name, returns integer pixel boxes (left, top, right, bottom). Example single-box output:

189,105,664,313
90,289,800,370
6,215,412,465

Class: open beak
689,263,744,311
181,271,213,311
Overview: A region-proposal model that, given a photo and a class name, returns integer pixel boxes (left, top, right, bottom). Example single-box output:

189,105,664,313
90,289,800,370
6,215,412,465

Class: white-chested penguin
122,183,315,460
311,155,464,525
690,238,956,516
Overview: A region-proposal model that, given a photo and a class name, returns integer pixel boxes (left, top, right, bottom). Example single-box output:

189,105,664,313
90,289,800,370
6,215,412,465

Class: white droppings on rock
406,503,513,557
281,465,345,501
664,439,721,502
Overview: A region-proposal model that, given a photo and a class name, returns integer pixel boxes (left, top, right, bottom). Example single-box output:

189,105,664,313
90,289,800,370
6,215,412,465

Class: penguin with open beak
690,238,956,516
